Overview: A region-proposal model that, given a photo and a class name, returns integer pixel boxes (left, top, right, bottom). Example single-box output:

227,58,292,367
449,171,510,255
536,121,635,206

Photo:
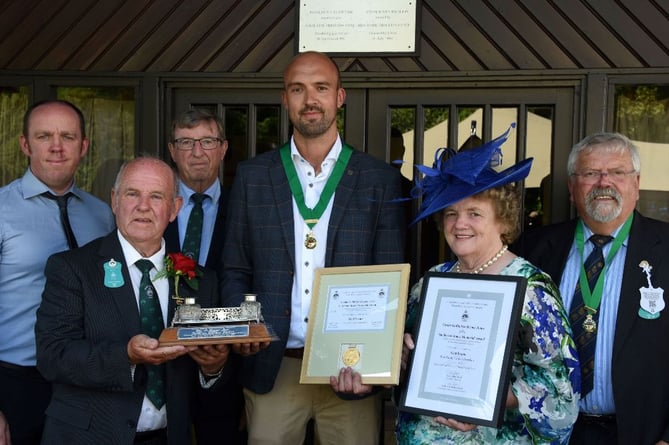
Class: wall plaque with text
297,0,418,55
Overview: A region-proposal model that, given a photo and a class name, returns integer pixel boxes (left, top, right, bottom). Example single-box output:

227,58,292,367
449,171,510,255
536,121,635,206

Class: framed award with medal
399,272,526,428
299,263,411,385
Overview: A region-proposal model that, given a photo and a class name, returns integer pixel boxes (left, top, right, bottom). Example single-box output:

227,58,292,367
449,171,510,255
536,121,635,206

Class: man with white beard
513,132,669,445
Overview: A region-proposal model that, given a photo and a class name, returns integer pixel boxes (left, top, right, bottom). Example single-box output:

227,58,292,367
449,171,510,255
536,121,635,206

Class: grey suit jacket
513,211,669,444
35,231,223,445
221,146,406,394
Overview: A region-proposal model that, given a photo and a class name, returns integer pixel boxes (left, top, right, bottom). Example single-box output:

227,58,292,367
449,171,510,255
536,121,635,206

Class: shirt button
304,261,309,267
304,317,308,323
305,289,309,295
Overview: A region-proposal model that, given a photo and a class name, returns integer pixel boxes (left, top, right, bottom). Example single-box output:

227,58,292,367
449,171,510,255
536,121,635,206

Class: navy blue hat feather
410,123,533,225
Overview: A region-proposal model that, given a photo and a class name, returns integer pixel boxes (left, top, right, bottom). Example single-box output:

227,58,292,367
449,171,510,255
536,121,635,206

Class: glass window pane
58,87,135,204
337,107,345,140
390,107,416,180
0,86,29,186
223,106,248,188
256,105,280,155
614,84,669,222
425,106,450,168
422,106,450,270
491,107,518,165
525,106,554,227
191,104,217,116
457,107,482,151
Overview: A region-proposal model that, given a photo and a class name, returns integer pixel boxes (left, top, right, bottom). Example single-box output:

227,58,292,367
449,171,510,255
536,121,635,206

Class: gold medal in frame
300,263,410,385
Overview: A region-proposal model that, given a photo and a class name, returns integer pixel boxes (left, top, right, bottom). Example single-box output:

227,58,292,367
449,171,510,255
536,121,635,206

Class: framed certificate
300,263,411,385
399,272,527,428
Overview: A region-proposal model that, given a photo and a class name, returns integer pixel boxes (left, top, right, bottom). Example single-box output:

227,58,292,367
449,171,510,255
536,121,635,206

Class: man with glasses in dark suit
514,133,669,445
165,109,245,444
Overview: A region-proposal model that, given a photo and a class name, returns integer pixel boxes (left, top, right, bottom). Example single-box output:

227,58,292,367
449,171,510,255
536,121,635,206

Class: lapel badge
638,260,665,319
103,258,124,288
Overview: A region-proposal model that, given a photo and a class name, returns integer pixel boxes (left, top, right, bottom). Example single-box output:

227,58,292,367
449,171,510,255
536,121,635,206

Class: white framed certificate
300,263,411,385
400,272,526,428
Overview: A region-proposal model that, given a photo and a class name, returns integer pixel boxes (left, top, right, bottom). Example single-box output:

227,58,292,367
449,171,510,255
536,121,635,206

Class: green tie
182,193,207,262
135,259,166,409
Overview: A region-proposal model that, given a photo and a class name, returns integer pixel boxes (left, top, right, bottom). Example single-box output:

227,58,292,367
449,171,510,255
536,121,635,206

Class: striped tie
569,234,613,396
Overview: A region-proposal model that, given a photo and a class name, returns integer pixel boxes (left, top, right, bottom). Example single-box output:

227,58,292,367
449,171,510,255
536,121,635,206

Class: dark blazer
164,182,244,445
513,211,669,444
221,146,406,394
35,232,225,445
164,182,228,274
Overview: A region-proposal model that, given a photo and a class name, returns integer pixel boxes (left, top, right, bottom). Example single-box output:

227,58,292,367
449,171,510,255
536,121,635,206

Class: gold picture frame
300,263,411,385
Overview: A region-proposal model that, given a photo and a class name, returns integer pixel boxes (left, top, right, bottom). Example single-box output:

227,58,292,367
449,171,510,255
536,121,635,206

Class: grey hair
567,132,641,175
170,109,225,141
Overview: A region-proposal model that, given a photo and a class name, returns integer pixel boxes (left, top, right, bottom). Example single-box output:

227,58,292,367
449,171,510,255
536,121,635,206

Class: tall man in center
221,51,406,444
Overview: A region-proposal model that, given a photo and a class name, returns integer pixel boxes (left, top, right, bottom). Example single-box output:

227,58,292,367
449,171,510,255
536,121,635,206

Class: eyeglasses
172,137,222,151
570,169,637,184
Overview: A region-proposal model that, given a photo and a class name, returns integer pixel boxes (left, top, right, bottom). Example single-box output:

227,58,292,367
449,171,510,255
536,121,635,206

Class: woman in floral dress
396,126,579,444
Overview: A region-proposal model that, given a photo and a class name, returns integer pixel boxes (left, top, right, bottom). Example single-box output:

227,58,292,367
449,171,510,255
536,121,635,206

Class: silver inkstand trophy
159,293,278,346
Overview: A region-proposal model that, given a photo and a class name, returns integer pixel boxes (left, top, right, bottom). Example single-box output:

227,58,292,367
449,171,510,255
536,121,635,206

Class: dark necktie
135,259,166,409
569,234,613,397
182,193,207,261
43,192,78,249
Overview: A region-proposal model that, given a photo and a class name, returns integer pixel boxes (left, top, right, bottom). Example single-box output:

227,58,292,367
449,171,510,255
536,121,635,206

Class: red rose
169,253,197,276
154,252,202,302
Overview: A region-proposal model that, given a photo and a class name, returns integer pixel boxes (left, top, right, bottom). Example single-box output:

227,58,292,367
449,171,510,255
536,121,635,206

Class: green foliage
615,85,669,143
0,87,29,185
57,87,136,197
337,108,345,138
256,106,280,152
390,107,476,135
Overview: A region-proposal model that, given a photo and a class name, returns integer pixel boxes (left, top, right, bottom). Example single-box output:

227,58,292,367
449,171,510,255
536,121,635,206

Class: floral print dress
396,257,580,444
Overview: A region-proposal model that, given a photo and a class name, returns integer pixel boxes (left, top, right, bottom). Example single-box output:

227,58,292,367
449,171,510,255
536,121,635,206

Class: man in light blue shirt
0,100,115,445
514,132,669,444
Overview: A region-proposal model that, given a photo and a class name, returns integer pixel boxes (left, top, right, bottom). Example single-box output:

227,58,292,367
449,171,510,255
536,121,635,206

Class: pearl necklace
454,245,508,274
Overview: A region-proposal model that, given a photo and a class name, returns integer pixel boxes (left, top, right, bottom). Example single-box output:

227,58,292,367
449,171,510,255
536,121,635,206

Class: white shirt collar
116,230,166,271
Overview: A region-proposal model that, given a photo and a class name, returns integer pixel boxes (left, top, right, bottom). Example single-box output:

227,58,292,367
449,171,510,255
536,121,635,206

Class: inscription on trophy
177,324,250,340
160,297,279,345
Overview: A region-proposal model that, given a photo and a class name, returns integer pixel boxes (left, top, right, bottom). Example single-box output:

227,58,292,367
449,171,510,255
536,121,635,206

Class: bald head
283,51,341,89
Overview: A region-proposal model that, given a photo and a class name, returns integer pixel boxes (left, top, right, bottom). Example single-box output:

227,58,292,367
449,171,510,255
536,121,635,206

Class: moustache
586,187,620,203
300,106,324,115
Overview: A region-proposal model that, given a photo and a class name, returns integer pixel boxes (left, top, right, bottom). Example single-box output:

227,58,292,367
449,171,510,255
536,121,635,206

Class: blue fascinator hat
410,123,533,225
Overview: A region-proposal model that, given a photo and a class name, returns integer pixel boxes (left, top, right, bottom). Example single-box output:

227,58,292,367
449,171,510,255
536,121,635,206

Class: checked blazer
221,146,407,394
